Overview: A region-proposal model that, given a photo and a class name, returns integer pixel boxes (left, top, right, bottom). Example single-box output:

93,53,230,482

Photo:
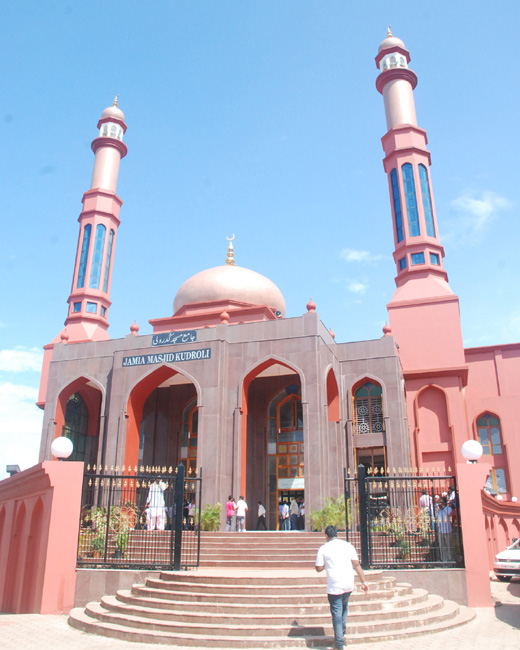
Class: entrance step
69,568,475,646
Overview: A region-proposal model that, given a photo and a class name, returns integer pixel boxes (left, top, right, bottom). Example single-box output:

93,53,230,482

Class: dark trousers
256,515,267,530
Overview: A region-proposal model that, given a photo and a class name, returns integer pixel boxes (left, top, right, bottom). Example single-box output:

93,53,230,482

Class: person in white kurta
146,480,166,530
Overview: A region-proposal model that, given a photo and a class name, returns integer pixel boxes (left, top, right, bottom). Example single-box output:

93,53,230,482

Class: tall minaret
376,30,465,371
37,99,128,408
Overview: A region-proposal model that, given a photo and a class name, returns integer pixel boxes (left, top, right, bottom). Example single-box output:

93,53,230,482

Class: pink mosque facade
1,31,519,613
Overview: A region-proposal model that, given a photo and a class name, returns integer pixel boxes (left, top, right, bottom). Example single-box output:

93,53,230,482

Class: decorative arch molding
123,364,202,468
325,366,340,422
238,355,306,412
123,363,202,413
3,502,26,612
20,497,44,613
52,376,104,462
413,384,455,471
238,356,305,498
348,374,388,420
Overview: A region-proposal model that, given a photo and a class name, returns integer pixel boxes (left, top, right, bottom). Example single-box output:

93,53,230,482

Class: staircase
69,531,474,646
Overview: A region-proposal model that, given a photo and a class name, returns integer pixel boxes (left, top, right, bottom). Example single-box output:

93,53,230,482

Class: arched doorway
267,385,304,529
240,359,304,530
126,366,198,470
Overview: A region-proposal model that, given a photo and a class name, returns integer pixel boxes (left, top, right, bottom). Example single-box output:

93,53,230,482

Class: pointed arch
239,356,304,505
124,364,201,468
3,502,26,612
414,384,454,473
20,498,44,612
325,367,340,422
238,355,305,411
53,376,104,465
351,377,385,435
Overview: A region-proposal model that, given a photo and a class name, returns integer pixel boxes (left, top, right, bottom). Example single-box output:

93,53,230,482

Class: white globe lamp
461,439,483,464
51,436,73,460
512,497,518,503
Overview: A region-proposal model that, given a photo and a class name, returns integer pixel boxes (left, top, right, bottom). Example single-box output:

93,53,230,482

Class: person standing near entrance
290,497,299,530
225,496,236,532
256,501,267,530
235,495,248,532
315,525,369,650
435,496,453,563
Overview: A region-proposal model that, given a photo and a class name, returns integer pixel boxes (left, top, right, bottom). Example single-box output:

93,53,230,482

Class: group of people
419,485,458,562
279,497,305,530
225,495,249,532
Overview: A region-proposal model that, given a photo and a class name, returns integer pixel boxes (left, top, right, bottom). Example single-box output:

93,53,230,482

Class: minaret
376,30,465,370
65,97,127,337
37,99,128,408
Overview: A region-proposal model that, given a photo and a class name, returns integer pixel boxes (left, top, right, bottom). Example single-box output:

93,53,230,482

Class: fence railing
344,465,463,570
77,463,201,570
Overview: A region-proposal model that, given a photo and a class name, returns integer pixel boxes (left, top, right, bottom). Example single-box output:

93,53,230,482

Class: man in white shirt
235,496,248,532
256,501,267,530
315,525,369,649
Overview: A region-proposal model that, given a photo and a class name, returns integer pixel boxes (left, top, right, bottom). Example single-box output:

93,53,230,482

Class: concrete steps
69,569,475,646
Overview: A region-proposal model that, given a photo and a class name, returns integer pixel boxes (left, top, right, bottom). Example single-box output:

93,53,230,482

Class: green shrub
200,502,222,531
310,496,346,531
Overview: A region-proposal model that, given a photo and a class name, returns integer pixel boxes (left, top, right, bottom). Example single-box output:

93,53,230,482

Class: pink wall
0,461,83,614
482,490,520,568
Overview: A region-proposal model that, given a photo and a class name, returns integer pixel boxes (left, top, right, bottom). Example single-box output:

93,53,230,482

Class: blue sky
1,1,519,476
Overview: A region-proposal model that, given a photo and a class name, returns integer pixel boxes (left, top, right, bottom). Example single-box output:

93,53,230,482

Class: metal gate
344,465,463,570
77,463,201,570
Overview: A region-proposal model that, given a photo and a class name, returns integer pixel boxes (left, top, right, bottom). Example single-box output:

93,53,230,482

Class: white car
494,538,520,581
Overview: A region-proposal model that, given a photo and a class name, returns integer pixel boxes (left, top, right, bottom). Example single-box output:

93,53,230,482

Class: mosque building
37,31,519,531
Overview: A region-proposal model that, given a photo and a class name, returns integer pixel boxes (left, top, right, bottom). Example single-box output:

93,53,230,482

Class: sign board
152,330,197,347
122,348,211,368
278,478,305,490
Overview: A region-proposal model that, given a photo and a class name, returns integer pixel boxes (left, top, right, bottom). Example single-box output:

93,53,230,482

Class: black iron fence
77,463,201,570
344,465,463,570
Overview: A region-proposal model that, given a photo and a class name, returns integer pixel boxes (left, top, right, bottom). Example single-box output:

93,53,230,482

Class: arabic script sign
122,348,211,368
152,330,197,346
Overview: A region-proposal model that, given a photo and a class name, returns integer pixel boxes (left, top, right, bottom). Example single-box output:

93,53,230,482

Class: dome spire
225,234,236,266
387,25,392,38
113,94,119,107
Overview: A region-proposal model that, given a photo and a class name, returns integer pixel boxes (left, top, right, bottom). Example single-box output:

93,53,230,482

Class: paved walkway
1,577,518,650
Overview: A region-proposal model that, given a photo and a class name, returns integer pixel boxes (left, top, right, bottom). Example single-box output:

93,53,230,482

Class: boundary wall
0,461,83,614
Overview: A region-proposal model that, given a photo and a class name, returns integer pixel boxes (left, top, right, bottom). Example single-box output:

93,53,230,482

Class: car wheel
496,575,511,582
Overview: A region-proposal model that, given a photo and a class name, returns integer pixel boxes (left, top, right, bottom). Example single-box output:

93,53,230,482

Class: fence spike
115,465,120,473
87,464,91,471
168,466,173,474
88,478,92,487
448,466,452,473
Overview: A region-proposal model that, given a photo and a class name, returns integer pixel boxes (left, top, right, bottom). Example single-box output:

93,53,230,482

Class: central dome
173,264,286,317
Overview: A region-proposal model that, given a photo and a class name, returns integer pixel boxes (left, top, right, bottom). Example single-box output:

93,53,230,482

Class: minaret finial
387,25,392,38
225,234,236,266
113,94,119,107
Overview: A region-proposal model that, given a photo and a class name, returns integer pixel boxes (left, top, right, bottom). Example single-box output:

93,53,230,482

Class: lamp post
461,439,483,464
51,436,73,460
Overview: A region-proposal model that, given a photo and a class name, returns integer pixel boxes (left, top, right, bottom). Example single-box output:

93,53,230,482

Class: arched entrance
53,377,102,466
240,359,304,530
125,366,199,470
267,385,304,529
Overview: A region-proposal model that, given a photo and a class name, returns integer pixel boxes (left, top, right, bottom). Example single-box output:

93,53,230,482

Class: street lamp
461,439,483,464
51,436,73,460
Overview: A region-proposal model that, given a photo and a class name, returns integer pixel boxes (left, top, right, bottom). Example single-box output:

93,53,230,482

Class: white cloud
0,347,43,373
450,191,511,241
340,248,383,264
346,280,368,294
0,382,43,478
